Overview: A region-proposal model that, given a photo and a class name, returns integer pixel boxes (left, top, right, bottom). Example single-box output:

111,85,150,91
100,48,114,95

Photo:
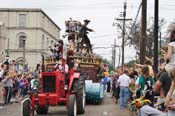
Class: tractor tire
36,106,48,114
22,99,34,116
68,94,77,116
73,75,86,114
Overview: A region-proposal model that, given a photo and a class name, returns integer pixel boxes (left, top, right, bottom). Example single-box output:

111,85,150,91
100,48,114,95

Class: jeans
119,86,129,108
103,84,106,92
139,105,167,116
4,86,12,104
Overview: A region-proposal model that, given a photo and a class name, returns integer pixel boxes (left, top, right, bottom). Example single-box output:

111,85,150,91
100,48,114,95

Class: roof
0,8,61,30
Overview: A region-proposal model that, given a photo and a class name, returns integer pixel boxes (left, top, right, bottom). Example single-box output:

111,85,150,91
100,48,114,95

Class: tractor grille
42,75,56,93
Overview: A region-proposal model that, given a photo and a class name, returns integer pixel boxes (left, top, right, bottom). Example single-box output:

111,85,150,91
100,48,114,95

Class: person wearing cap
79,19,94,49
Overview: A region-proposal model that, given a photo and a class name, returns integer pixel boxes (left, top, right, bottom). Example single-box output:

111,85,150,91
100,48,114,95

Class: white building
0,8,61,68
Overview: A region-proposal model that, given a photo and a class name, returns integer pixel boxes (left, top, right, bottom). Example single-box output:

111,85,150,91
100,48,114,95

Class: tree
125,18,166,58
96,54,114,70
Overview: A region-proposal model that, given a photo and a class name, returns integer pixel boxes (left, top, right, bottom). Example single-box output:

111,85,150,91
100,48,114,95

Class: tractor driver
54,59,69,85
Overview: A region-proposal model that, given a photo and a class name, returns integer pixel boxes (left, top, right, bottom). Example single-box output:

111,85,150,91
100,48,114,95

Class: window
42,16,45,28
19,35,26,48
51,40,53,46
42,34,44,49
19,14,27,27
47,38,49,48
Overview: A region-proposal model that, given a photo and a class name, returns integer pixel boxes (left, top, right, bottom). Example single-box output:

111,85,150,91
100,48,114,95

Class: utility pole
118,47,121,68
154,0,159,73
140,0,147,64
116,1,132,70
111,39,116,70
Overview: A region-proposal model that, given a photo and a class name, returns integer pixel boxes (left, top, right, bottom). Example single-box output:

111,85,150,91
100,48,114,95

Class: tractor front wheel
36,106,48,114
73,75,86,114
68,94,77,116
22,99,34,116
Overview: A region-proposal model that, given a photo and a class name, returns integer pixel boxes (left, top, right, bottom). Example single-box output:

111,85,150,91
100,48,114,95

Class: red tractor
22,56,86,116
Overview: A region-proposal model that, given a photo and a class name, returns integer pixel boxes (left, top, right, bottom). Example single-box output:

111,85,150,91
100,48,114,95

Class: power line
130,1,142,33
55,2,123,7
90,34,117,38
41,3,126,10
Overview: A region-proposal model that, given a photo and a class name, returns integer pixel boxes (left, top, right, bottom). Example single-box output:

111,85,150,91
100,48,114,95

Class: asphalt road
0,93,130,116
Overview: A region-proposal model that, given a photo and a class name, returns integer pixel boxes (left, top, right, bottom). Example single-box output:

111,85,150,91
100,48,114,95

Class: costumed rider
49,40,63,60
79,19,94,50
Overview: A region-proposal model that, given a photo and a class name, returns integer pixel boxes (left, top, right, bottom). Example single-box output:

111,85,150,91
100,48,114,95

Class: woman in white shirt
165,67,175,116
165,29,175,73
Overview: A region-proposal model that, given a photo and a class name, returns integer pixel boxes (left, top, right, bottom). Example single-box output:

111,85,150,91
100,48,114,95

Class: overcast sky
0,0,175,64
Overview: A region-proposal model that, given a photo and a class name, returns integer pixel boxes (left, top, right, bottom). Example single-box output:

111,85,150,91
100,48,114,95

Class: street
0,93,129,116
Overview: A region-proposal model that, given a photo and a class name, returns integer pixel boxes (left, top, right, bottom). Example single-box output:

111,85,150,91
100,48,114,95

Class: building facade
0,8,61,68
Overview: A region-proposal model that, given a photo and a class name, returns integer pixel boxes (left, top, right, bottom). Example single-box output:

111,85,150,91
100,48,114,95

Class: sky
0,0,175,65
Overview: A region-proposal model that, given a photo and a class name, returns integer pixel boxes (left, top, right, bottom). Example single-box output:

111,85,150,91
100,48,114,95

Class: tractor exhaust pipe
41,54,45,72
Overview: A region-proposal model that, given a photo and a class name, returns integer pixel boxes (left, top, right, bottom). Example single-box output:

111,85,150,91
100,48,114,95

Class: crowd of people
0,60,41,109
102,29,175,116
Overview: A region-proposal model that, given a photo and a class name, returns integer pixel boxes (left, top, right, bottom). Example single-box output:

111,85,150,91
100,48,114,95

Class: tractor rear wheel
73,75,86,114
36,106,48,114
68,94,77,116
22,99,34,116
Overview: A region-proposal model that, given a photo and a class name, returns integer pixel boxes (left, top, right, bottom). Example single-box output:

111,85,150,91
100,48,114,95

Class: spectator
12,74,19,102
113,72,120,103
3,72,13,104
107,75,112,93
136,65,155,105
111,74,117,98
102,72,108,92
153,29,175,110
165,67,175,116
0,64,5,108
164,29,175,73
117,69,131,109
23,64,29,74
139,105,167,116
19,77,26,97
154,71,172,110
